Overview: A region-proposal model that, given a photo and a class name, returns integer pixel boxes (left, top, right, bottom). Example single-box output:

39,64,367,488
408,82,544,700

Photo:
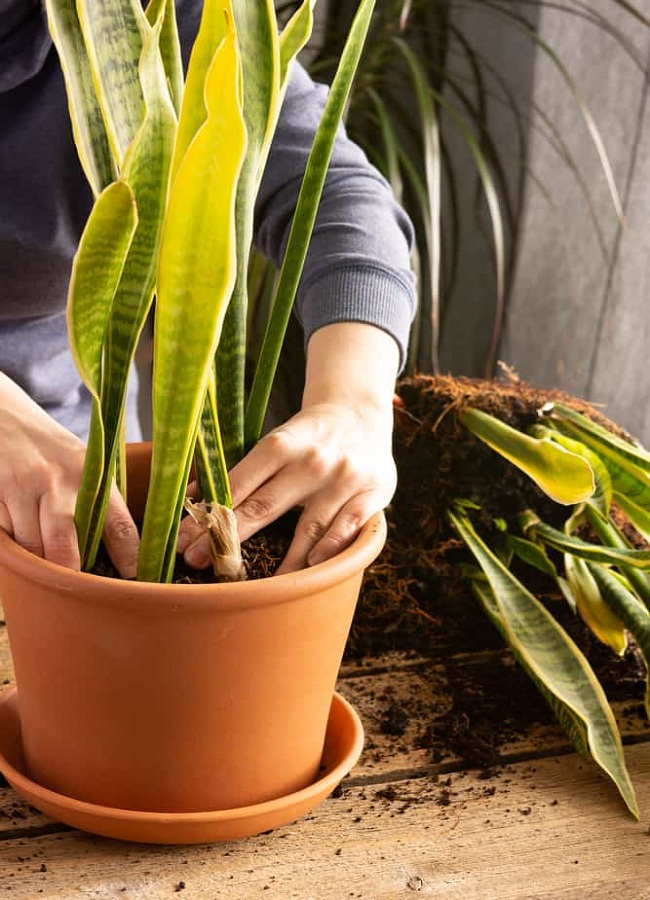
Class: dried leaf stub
184,499,247,582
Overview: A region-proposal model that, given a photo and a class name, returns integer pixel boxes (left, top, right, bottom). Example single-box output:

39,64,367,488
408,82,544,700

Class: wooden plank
0,743,649,899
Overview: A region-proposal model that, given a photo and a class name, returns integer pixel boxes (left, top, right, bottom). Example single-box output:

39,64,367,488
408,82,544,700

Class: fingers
39,486,81,571
102,485,140,579
176,515,211,569
0,486,80,570
175,403,396,576
0,478,137,578
229,431,337,542
276,492,373,575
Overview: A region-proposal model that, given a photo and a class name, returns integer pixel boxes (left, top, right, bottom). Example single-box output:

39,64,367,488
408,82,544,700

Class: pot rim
0,511,386,610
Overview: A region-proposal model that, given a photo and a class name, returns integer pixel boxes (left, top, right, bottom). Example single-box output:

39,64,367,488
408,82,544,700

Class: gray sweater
0,1,416,439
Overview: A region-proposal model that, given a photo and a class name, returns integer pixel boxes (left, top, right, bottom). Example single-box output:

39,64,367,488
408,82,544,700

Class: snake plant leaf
564,555,627,655
541,402,650,475
502,533,558,577
145,0,184,117
139,22,247,583
194,372,232,507
214,0,282,469
613,492,650,544
449,508,638,819
279,0,316,87
530,422,612,518
460,407,595,505
589,563,650,719
77,0,148,166
170,0,227,182
470,576,637,817
392,37,441,376
585,505,650,613
245,0,376,449
44,0,116,194
526,519,650,569
81,17,177,568
67,180,137,562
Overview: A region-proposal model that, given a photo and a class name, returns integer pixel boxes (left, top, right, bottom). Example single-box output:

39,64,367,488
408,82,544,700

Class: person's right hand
0,374,139,577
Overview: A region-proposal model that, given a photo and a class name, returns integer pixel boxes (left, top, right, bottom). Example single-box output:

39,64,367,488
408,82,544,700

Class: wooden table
2,605,650,900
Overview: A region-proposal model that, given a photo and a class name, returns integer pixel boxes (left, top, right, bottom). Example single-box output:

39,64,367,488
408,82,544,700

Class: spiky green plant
303,0,650,377
47,0,375,582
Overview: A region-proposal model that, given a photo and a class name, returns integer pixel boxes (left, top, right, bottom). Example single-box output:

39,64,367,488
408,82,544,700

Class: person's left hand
177,398,395,574
177,322,400,575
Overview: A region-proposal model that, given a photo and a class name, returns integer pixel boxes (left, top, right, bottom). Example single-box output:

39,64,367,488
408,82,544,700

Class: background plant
287,0,650,377
47,0,375,582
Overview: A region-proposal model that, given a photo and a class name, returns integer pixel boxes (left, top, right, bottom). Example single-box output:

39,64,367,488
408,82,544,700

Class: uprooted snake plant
448,400,650,818
47,0,374,582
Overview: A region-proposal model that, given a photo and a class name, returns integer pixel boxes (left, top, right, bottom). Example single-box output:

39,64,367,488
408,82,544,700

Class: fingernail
307,549,325,567
121,562,138,580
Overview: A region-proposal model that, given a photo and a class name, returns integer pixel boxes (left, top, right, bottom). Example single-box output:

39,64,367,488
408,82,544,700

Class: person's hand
177,322,399,575
179,399,395,574
0,375,139,577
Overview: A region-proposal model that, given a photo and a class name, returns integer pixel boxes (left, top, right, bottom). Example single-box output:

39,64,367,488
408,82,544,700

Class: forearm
302,322,399,418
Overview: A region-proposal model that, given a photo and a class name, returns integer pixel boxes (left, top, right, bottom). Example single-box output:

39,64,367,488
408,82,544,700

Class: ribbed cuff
297,263,416,373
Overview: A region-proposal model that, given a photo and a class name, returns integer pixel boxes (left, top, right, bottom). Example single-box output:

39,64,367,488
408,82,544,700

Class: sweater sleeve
253,62,417,372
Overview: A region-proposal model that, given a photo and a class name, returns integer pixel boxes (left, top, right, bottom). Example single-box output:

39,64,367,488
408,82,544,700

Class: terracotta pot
0,443,385,816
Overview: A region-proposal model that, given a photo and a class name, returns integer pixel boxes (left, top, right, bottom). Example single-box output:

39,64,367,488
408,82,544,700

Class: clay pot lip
0,511,386,611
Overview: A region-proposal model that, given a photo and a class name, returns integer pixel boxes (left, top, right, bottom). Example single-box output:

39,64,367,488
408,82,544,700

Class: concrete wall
497,0,650,444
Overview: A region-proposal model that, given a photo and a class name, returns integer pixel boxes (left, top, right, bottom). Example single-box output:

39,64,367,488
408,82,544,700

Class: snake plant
449,400,650,818
46,0,375,582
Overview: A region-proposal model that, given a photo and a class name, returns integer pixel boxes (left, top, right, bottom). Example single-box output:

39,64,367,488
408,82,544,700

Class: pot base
0,687,364,844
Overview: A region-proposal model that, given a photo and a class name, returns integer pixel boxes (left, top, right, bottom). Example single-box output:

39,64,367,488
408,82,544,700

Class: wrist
302,323,399,416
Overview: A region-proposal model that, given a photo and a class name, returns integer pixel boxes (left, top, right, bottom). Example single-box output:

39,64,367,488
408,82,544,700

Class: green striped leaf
542,402,650,475
585,506,650,613
139,20,247,582
450,507,638,818
564,555,627,655
77,0,148,166
169,0,226,182
502,533,558,577
44,0,117,194
145,0,184,116
84,17,177,567
589,564,650,719
215,0,282,469
66,180,137,562
194,373,232,507
527,519,650,569
530,422,612,518
614,492,650,544
279,0,315,88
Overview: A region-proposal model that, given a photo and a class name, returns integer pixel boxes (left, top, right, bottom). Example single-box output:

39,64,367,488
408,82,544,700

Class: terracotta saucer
0,687,364,844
